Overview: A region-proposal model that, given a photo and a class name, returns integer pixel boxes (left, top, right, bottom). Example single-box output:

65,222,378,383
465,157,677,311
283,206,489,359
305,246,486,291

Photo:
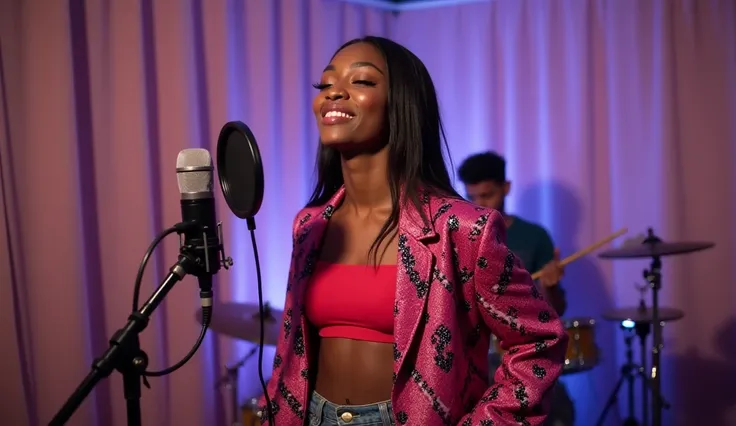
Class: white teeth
325,110,354,119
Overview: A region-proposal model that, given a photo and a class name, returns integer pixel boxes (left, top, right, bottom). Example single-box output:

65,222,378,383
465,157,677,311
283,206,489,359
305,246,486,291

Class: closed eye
312,82,331,90
353,80,376,86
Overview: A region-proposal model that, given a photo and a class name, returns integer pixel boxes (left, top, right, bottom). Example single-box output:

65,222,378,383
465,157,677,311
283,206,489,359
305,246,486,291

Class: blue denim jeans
308,391,395,426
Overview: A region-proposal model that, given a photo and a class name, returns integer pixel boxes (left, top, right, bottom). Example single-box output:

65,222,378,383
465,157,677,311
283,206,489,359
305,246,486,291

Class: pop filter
216,121,264,219
215,121,273,425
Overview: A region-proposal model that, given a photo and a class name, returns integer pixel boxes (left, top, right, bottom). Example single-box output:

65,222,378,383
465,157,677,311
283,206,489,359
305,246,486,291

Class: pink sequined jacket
258,187,568,425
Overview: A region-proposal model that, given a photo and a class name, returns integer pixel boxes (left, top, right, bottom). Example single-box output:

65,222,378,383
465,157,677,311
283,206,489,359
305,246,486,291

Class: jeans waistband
308,391,394,425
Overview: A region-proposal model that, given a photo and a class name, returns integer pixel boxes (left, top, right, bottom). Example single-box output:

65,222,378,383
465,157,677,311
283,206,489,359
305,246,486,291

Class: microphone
50,148,235,426
176,148,228,320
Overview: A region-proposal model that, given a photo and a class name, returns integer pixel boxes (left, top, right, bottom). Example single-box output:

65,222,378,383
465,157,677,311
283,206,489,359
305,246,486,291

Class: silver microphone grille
176,148,214,198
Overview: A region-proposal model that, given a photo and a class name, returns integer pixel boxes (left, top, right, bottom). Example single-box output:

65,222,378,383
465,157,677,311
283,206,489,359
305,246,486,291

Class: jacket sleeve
459,210,568,425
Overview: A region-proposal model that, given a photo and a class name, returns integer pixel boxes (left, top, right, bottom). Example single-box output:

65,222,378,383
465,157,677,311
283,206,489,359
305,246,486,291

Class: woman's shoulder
290,205,326,232
426,192,502,230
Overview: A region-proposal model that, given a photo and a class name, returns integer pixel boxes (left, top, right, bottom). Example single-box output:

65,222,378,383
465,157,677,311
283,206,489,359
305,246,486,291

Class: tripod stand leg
595,373,627,426
636,370,671,409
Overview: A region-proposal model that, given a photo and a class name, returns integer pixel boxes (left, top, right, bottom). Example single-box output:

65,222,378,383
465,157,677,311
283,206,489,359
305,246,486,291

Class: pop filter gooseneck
215,121,274,425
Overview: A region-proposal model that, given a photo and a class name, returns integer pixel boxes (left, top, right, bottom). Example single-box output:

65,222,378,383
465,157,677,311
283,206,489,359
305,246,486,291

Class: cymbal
602,306,685,324
196,302,282,346
598,228,713,259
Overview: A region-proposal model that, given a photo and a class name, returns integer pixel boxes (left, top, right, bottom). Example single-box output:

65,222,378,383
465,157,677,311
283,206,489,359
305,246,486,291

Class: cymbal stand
595,326,643,426
215,346,258,426
634,284,649,426
642,228,664,426
634,320,672,425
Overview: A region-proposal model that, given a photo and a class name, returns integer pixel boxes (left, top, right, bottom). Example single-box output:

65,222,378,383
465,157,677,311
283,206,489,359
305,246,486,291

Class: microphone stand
50,247,202,425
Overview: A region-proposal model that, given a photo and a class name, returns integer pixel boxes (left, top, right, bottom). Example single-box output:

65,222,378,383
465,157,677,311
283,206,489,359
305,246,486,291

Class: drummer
457,151,567,315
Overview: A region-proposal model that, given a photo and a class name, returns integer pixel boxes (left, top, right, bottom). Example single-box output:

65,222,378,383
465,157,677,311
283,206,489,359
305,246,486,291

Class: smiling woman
258,36,568,426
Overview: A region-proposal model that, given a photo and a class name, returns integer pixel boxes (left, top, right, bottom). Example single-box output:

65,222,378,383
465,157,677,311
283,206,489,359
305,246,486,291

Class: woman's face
312,42,388,149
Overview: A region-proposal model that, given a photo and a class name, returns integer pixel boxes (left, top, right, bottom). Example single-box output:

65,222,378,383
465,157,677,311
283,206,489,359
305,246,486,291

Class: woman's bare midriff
315,337,394,405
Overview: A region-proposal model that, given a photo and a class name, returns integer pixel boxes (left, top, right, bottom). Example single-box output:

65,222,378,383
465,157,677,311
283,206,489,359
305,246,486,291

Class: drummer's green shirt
505,215,555,276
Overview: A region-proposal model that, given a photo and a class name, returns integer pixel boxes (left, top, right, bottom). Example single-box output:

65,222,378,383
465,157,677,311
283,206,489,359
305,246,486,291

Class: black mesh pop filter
216,121,264,219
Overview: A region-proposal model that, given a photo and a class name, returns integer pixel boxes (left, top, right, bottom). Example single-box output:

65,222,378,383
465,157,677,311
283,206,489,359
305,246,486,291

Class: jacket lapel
284,187,346,419
393,191,437,379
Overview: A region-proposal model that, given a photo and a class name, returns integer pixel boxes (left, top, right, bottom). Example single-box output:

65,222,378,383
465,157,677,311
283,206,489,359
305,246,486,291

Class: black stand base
596,321,670,426
49,254,197,426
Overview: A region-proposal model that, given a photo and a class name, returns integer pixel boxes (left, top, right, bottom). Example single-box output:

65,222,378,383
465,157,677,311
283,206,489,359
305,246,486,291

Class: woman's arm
459,210,568,426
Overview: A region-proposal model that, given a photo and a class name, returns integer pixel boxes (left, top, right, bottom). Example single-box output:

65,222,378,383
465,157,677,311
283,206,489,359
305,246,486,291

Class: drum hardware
599,227,713,426
215,347,258,426
596,286,677,426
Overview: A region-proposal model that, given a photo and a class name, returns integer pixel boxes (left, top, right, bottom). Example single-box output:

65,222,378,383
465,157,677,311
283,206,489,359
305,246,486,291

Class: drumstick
530,227,628,280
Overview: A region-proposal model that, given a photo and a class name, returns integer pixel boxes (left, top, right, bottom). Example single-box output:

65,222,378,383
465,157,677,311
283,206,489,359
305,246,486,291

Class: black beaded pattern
321,204,335,219
398,234,430,298
277,381,303,419
432,202,452,223
298,248,319,280
283,309,292,339
431,325,454,373
513,414,532,426
494,250,515,296
469,214,489,242
298,213,311,226
514,383,530,410
447,214,460,232
293,325,305,356
409,368,453,425
531,364,547,379
259,399,280,422
433,267,453,293
459,266,474,284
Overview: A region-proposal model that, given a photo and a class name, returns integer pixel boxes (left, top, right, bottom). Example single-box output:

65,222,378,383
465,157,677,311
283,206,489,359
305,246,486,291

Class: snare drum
241,393,262,426
492,317,599,375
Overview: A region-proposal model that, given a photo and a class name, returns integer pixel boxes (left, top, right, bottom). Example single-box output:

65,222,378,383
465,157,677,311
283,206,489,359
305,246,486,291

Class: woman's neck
340,147,392,214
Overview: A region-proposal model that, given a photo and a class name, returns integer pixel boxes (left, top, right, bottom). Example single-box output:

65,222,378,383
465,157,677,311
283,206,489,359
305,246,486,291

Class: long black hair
307,36,459,264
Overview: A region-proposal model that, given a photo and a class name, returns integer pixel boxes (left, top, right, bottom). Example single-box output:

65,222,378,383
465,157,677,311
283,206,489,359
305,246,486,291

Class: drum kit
197,227,714,426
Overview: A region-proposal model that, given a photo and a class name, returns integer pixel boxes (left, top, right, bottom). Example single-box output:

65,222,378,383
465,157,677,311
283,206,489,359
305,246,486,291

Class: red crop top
304,261,396,343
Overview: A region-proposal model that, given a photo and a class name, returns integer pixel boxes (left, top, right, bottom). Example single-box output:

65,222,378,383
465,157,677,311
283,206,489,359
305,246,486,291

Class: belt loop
310,393,326,426
378,401,392,425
